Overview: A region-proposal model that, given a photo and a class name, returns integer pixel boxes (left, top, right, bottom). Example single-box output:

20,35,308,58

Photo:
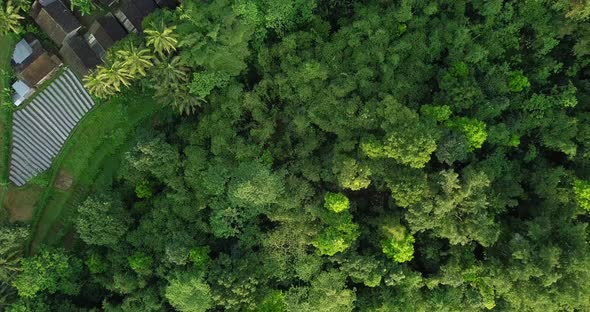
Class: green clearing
0,34,18,223
28,89,163,252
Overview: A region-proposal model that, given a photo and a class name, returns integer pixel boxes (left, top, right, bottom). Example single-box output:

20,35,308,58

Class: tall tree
165,270,212,312
117,44,154,77
75,196,130,247
145,22,178,58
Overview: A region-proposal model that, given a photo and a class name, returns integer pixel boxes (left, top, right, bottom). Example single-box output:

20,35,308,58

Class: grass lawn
28,89,164,252
0,34,18,223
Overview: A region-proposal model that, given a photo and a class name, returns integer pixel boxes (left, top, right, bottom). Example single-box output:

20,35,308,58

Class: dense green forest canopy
2,0,590,311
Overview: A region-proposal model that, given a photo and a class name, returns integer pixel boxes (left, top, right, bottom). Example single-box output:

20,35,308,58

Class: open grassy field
28,89,163,251
0,34,18,223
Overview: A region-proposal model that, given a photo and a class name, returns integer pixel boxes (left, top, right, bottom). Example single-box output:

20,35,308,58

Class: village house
10,35,62,106
113,0,158,33
10,0,179,105
85,13,127,60
60,34,102,76
30,0,82,46
29,0,101,78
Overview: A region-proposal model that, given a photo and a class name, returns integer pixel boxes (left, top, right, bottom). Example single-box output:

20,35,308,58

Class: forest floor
0,34,18,223
28,92,162,252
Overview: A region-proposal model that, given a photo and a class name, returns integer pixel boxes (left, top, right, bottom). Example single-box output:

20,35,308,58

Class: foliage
127,252,153,276
145,22,178,58
165,270,212,312
117,44,154,77
257,290,286,312
0,226,28,282
8,1,590,311
0,1,23,36
574,179,590,211
507,71,531,92
447,117,488,151
134,180,153,199
381,228,415,263
323,192,349,213
75,196,130,247
69,0,95,16
313,210,359,256
11,249,81,298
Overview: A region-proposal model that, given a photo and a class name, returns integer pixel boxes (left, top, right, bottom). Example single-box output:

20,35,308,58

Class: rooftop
12,39,34,64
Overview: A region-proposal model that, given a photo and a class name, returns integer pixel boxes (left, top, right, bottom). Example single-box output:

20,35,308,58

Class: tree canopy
3,0,590,311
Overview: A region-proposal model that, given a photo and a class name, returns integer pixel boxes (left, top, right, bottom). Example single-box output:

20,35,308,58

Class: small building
60,35,101,77
11,35,62,88
85,13,127,60
113,0,157,33
12,81,35,106
30,0,82,46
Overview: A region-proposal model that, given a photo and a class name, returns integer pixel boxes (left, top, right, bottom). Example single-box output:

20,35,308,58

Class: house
11,81,35,106
85,13,127,60
59,35,101,77
30,0,82,46
11,35,62,88
113,0,157,33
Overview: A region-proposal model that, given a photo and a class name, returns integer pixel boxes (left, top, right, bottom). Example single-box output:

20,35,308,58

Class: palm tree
84,70,114,99
96,61,133,92
0,226,27,308
10,0,30,12
155,84,199,115
145,22,179,58
0,1,24,36
149,57,198,114
116,44,154,77
151,56,189,87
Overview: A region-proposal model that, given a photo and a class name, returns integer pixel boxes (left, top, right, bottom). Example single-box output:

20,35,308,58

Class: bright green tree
117,44,154,77
0,1,23,35
69,0,95,15
324,192,350,213
165,271,212,312
12,249,81,298
145,22,178,57
574,179,590,211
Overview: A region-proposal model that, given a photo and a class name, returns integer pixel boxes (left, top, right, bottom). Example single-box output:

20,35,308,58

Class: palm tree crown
83,71,112,99
116,44,154,77
0,1,24,36
145,22,179,58
96,61,133,92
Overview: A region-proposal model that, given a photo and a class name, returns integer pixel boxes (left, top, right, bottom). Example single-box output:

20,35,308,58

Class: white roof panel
12,39,33,64
12,80,32,98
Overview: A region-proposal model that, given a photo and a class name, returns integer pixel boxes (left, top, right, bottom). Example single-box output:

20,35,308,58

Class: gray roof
114,0,157,33
12,39,34,64
31,0,82,45
87,13,127,57
60,35,101,77
12,80,32,98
